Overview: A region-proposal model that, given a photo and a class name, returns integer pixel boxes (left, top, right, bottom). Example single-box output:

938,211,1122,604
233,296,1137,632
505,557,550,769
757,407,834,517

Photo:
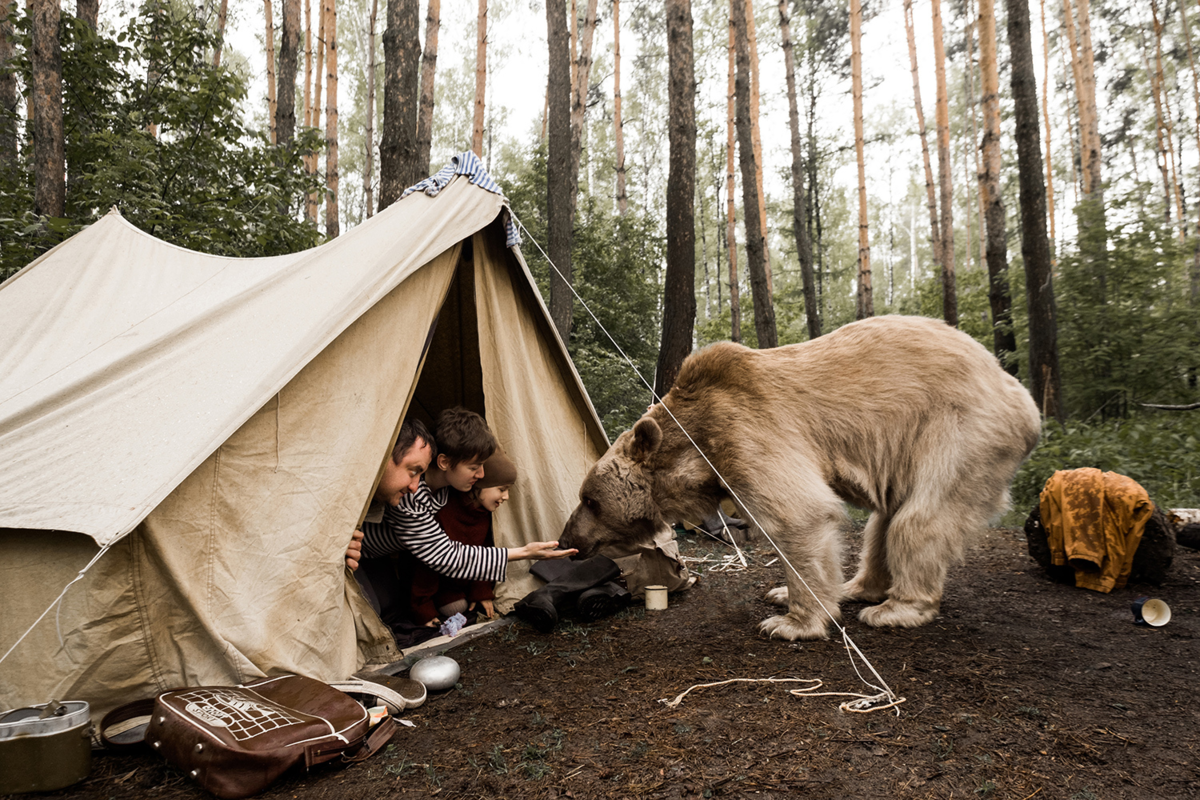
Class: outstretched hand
345,529,364,571
510,540,579,562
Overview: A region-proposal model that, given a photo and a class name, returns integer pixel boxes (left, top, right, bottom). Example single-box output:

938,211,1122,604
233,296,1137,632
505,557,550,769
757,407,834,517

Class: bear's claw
758,613,831,641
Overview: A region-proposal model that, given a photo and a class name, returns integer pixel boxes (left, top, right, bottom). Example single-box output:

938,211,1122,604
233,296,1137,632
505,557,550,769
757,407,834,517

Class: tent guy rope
513,212,904,715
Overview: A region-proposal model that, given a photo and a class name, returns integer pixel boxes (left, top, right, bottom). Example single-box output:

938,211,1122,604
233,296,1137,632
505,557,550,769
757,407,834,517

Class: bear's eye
583,496,600,516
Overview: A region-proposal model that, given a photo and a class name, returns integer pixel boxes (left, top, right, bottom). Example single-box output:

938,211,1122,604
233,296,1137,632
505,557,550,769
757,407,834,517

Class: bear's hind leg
841,511,892,603
858,502,963,629
758,509,844,641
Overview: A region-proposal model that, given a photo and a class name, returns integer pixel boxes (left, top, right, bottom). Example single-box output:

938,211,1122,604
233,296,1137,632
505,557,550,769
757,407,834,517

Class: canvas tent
0,155,611,718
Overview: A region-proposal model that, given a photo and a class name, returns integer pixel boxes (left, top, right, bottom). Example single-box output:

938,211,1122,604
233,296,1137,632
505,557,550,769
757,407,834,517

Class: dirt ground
24,525,1200,800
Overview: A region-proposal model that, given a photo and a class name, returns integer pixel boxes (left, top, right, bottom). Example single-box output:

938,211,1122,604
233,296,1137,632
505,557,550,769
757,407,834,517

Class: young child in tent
401,448,518,627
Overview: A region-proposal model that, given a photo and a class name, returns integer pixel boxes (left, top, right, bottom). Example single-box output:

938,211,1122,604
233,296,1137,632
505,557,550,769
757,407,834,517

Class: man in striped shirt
349,408,576,621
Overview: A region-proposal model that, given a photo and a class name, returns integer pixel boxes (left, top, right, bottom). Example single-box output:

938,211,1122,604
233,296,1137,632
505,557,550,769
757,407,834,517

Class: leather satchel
100,675,395,799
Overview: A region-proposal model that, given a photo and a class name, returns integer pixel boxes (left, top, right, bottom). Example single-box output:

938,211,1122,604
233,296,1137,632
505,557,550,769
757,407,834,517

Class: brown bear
559,316,1042,640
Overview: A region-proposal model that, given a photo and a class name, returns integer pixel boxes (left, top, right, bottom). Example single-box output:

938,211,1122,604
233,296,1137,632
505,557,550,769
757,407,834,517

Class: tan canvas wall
472,229,609,611
1,248,460,716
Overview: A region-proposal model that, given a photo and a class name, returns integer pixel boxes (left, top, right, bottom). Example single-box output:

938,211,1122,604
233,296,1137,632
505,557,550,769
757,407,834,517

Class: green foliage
1011,413,1200,513
498,143,663,440
1,3,322,280
1054,195,1199,419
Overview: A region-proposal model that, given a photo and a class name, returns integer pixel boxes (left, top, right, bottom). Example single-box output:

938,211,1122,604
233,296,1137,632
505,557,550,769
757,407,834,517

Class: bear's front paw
841,576,889,604
858,598,938,628
758,613,830,641
764,586,789,606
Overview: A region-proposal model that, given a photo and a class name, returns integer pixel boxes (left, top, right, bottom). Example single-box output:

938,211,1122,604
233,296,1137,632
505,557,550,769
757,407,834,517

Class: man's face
440,454,486,492
376,438,433,506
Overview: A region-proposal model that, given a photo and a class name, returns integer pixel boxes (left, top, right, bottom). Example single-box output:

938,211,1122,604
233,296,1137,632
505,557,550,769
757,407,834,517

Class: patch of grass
383,752,415,777
975,780,996,796
1070,790,1098,800
522,641,547,656
932,735,954,761
673,723,692,735
424,765,441,788
488,744,508,775
1017,706,1044,718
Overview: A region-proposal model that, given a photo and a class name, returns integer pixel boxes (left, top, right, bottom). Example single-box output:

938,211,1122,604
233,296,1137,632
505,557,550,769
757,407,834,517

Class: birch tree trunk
1006,0,1062,420
214,0,230,66
378,0,421,210
325,0,338,237
265,0,278,145
31,0,64,218
851,0,872,319
932,0,957,327
979,0,1016,372
278,0,301,146
365,0,378,217
904,0,941,276
614,0,628,216
657,0,696,397
733,0,776,347
726,2,741,343
779,0,818,339
0,0,17,173
416,0,440,176
546,0,575,342
472,0,487,156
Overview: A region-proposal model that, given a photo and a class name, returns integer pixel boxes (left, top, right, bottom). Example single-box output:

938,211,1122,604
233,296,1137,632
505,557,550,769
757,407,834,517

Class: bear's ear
629,417,662,463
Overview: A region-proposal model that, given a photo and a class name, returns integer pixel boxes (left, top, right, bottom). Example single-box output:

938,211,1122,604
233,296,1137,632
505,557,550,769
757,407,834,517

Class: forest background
2,0,1199,515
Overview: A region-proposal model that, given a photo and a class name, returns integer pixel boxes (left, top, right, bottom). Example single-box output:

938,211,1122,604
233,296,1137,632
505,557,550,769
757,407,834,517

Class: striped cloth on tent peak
404,152,521,248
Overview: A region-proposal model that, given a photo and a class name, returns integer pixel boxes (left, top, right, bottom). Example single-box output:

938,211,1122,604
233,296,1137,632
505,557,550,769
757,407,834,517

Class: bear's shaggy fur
559,316,1042,640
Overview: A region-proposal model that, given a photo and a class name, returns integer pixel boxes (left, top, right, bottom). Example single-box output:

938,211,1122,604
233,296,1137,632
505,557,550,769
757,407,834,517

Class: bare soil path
23,526,1200,799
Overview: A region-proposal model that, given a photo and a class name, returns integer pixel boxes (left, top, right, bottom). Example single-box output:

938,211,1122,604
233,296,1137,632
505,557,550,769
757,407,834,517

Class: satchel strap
305,714,396,766
98,698,157,749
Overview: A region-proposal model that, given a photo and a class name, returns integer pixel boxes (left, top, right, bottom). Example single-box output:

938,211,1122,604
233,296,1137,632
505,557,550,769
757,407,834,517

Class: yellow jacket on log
1039,468,1153,593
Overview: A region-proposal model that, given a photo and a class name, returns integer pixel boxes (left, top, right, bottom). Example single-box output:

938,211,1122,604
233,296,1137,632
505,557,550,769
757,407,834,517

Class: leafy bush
2,4,322,280
1011,413,1200,514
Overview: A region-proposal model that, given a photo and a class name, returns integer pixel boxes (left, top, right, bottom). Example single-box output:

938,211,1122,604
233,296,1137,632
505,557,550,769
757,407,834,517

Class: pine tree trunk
76,0,97,29
932,0,957,327
416,0,440,176
31,0,64,219
851,0,872,319
1177,0,1200,324
303,0,312,127
1005,0,1062,420
726,2,741,344
979,0,1016,373
308,0,326,223
278,0,301,146
779,0,818,339
744,0,770,294
214,0,230,66
0,0,17,174
657,0,696,397
903,0,941,276
378,0,421,210
365,0,378,217
570,0,599,189
733,0,775,347
265,0,278,145
966,4,984,273
1150,1,1184,234
546,0,574,342
1062,0,1106,298
325,0,338,237
613,0,627,216
472,0,487,156
1039,0,1056,253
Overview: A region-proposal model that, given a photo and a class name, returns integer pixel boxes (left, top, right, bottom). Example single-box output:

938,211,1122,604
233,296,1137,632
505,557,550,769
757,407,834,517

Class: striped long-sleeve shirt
360,478,508,582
